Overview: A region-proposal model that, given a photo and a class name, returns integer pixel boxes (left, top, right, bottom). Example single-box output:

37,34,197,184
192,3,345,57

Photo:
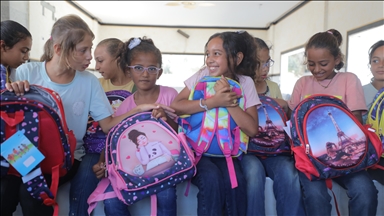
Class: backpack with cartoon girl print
290,94,383,181
83,90,132,154
1,85,76,215
247,95,291,156
87,111,196,215
367,87,384,157
178,76,248,189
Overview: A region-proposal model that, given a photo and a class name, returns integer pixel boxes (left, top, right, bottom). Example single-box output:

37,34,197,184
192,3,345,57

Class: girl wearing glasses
92,36,178,216
240,37,305,216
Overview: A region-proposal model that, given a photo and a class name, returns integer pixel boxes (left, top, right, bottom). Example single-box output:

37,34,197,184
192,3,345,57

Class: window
346,20,384,85
157,54,205,92
280,47,311,100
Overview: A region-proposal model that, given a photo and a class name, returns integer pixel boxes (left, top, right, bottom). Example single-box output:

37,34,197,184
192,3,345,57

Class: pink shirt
288,72,367,112
115,85,178,117
184,67,261,109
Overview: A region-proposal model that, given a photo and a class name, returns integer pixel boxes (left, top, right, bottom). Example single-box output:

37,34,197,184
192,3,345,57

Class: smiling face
94,44,119,79
205,37,232,78
256,48,270,82
0,37,32,68
67,34,93,71
129,52,162,91
370,45,384,82
306,47,340,81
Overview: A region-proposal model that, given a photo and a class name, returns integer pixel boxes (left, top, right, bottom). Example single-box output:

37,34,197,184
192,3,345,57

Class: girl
171,31,260,215
0,19,32,216
92,37,178,216
288,29,378,216
363,40,384,185
0,20,32,89
4,15,161,216
72,38,136,216
240,37,305,216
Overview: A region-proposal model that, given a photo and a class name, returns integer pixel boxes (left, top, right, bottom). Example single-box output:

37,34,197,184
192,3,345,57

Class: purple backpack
83,90,132,153
87,112,196,215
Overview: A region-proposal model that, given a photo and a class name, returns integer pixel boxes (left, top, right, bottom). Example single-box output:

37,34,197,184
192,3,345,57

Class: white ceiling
71,1,306,29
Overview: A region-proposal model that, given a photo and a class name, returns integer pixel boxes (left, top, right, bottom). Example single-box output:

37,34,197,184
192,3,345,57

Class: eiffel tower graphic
262,105,279,136
328,111,355,148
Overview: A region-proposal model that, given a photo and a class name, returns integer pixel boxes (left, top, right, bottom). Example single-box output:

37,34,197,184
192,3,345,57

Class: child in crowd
92,36,178,216
71,38,136,216
0,20,31,89
3,15,147,216
363,40,384,185
288,29,378,216
171,31,260,215
240,37,305,216
0,19,32,216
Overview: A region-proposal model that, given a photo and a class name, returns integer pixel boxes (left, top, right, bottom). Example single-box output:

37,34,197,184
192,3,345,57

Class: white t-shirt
14,62,113,160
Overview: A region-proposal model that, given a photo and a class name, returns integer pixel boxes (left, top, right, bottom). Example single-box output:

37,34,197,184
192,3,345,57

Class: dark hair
128,129,146,149
0,20,31,49
304,29,344,70
254,37,272,51
96,38,124,67
40,14,95,67
119,36,162,72
205,31,258,81
368,40,384,64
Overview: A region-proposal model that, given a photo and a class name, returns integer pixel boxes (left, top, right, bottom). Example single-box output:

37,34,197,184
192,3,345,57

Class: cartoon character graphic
111,99,123,113
86,121,99,135
128,129,174,175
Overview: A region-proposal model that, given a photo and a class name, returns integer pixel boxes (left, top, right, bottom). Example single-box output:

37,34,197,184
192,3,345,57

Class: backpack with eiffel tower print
247,95,291,156
289,94,382,180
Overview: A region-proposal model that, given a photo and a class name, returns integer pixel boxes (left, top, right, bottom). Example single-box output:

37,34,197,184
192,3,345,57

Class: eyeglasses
262,59,274,68
127,65,161,74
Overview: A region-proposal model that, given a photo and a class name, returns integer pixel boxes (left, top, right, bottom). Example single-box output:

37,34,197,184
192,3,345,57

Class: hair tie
327,31,333,35
128,38,141,50
49,36,52,40
236,30,245,34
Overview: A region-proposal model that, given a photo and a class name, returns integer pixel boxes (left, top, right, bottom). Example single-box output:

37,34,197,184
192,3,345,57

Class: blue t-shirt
15,62,113,160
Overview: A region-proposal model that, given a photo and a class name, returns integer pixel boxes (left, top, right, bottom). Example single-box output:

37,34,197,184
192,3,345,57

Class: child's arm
352,110,363,124
226,105,258,137
92,149,106,179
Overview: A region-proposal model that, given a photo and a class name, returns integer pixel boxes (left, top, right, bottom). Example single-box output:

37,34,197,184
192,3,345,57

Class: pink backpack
87,111,196,215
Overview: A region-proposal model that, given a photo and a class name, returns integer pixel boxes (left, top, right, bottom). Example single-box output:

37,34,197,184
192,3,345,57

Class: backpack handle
0,111,24,127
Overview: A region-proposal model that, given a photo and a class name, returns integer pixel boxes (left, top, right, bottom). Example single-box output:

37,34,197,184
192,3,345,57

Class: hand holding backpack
178,76,248,189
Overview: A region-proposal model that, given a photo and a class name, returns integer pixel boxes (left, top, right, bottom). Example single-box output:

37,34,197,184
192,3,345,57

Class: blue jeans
69,153,101,216
299,170,378,216
103,184,177,216
240,154,305,216
192,156,246,216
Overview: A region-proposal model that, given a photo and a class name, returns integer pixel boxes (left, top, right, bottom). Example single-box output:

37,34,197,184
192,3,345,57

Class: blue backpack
87,112,196,215
247,95,291,156
290,94,382,180
178,76,248,188
83,90,132,154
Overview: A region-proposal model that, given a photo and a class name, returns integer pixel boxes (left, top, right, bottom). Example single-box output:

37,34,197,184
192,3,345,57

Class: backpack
1,85,76,215
87,111,196,215
83,90,132,154
178,76,248,188
247,95,291,156
367,87,384,158
289,94,382,181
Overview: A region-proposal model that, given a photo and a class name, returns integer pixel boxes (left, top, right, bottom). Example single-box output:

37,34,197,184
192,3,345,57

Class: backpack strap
87,178,117,215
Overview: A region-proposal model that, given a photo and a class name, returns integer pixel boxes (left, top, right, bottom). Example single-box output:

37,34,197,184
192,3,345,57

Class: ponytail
40,38,53,62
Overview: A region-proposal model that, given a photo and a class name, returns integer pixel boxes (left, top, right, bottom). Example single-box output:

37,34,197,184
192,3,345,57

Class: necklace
317,73,336,89
257,80,269,96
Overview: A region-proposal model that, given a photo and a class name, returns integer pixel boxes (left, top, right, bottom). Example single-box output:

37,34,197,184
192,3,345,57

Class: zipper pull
305,144,310,154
